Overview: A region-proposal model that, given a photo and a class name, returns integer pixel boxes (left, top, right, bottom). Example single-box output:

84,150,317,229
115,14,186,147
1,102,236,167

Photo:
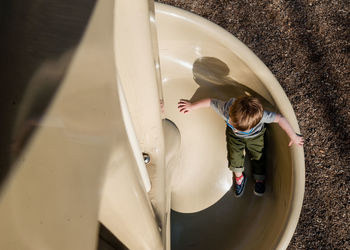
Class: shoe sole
253,190,264,197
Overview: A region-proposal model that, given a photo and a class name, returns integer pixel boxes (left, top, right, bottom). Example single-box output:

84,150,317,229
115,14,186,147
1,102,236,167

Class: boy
178,96,304,197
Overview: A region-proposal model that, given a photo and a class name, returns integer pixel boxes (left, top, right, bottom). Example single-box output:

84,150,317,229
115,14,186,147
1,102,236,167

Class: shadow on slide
191,56,275,112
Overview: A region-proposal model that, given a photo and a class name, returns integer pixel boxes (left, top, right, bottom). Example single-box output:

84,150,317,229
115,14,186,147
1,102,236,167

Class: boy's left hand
289,134,304,147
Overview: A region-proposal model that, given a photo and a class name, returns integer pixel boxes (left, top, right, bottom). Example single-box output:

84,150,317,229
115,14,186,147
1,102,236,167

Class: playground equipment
0,0,304,249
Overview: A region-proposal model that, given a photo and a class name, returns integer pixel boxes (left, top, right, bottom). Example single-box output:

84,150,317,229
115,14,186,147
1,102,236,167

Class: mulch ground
157,0,350,248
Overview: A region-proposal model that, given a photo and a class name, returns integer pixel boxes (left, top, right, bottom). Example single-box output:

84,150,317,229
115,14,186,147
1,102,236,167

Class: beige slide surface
156,3,305,250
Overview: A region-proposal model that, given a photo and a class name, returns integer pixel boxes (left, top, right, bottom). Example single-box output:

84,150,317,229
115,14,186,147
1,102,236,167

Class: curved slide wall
0,1,163,250
155,3,305,250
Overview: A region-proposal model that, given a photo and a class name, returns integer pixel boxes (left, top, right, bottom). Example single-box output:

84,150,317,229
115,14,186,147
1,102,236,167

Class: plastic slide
156,3,305,250
0,1,304,249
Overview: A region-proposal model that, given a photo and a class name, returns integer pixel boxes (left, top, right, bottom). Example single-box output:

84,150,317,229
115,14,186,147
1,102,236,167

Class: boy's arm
274,114,304,147
178,98,211,113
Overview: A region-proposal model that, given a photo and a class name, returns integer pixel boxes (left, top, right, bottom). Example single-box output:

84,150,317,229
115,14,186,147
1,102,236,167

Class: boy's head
229,96,263,131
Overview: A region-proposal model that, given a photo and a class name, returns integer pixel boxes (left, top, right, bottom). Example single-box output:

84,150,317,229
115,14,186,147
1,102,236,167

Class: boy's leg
226,126,247,197
245,128,266,181
225,126,245,174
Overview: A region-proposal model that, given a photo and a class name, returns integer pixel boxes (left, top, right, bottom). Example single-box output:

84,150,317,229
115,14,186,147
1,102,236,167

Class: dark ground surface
157,0,350,249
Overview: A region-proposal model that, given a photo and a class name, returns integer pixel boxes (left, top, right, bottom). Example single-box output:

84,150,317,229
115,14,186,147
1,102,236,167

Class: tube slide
155,3,305,250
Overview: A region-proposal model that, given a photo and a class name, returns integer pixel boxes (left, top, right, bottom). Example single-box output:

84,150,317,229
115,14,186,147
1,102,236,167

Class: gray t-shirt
210,98,276,138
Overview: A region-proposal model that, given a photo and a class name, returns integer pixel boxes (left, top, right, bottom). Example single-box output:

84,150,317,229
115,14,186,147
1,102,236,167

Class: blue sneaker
234,173,247,197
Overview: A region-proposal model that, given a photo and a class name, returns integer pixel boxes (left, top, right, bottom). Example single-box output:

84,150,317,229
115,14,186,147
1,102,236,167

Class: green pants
226,126,266,181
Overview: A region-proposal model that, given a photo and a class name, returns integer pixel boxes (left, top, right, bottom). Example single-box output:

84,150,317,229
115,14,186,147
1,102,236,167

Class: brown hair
229,96,263,131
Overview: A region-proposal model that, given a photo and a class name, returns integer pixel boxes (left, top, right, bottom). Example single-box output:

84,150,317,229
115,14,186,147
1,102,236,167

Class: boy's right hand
178,99,193,114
